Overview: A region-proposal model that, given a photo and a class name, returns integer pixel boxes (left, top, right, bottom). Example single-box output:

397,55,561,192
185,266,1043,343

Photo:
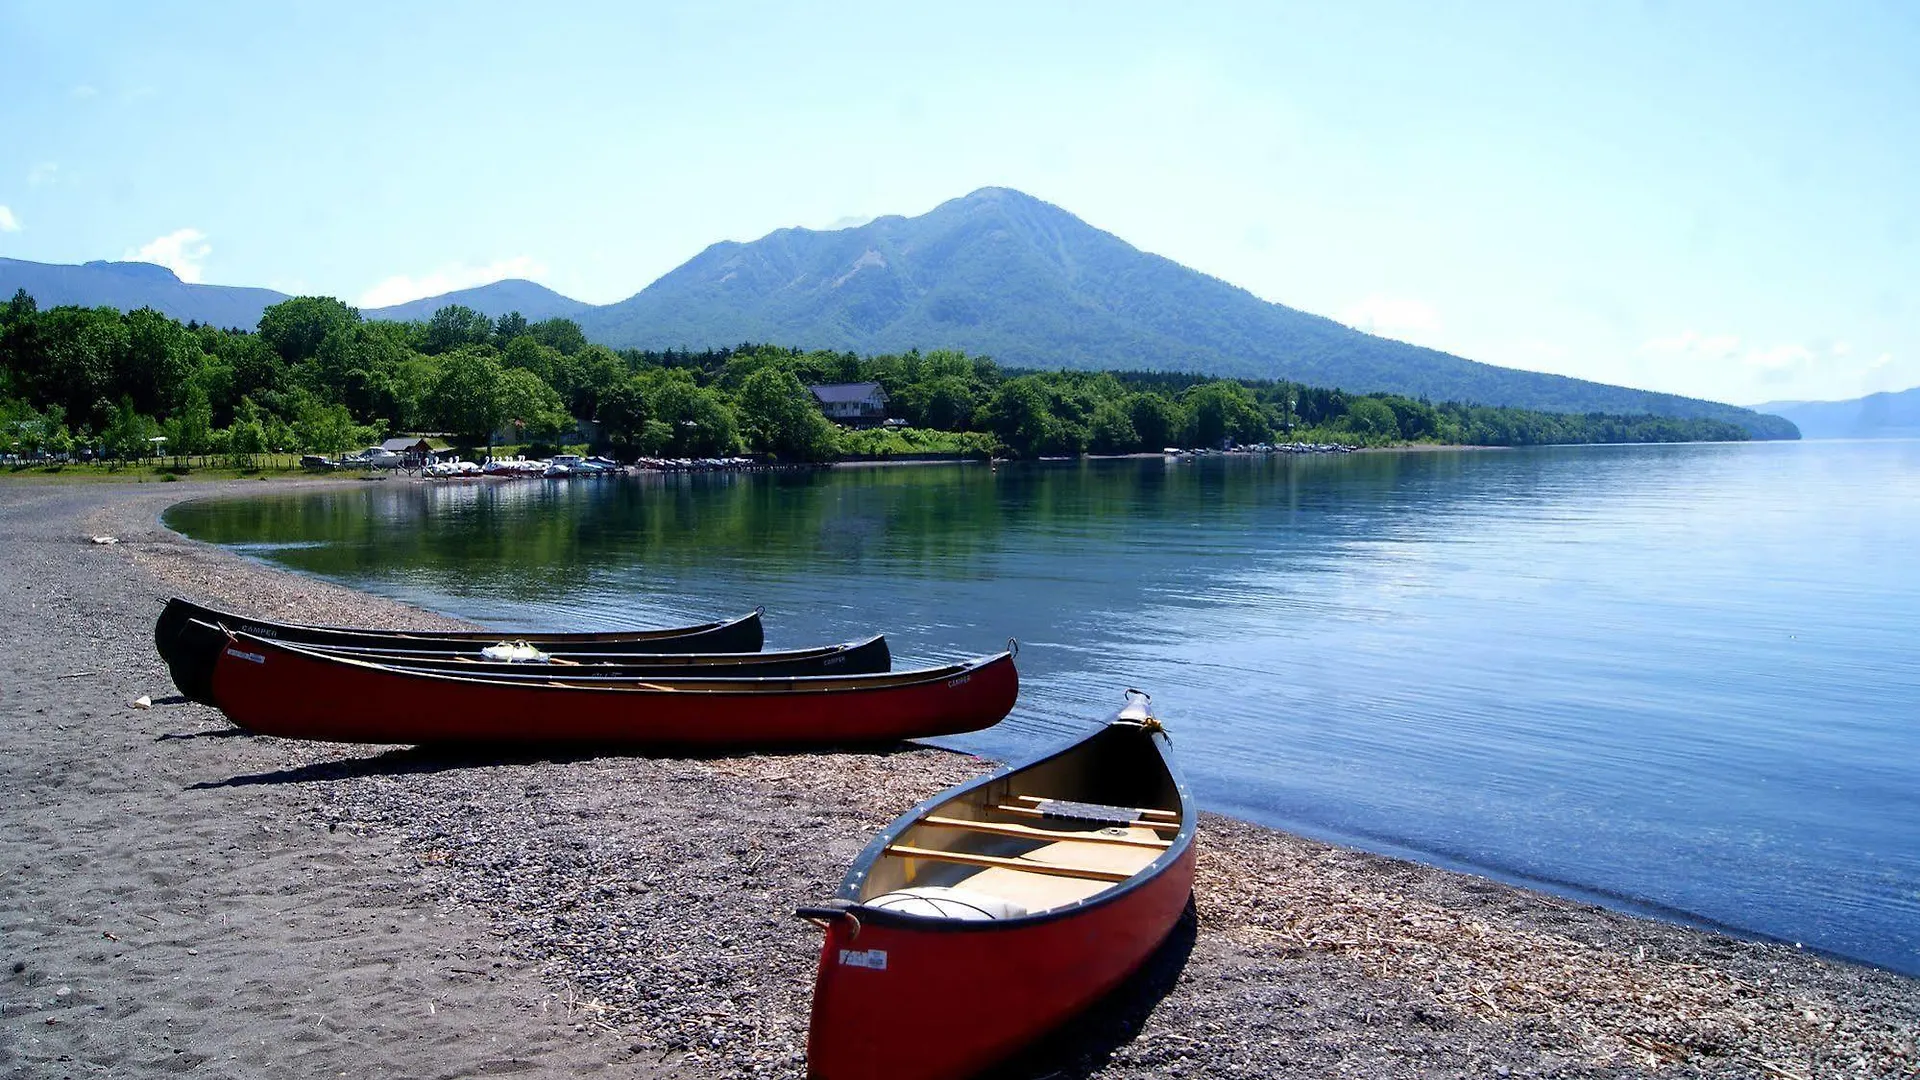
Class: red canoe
799,694,1195,1080
194,625,1018,747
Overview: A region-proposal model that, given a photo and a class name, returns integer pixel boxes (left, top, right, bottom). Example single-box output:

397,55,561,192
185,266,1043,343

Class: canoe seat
862,885,1028,921
1025,799,1172,826
919,815,1170,849
884,843,1134,883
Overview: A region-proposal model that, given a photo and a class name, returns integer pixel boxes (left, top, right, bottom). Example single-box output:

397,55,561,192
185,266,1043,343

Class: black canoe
155,598,766,706
154,597,763,660
161,618,889,706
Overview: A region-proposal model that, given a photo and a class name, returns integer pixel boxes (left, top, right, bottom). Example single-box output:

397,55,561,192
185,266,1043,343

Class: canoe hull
157,598,765,706
805,718,1196,1080
163,619,891,706
806,840,1194,1080
154,596,764,661
201,628,1016,747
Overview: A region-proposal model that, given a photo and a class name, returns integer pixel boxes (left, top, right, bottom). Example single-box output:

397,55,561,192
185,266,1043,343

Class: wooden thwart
884,844,1133,883
996,804,1179,832
1015,794,1176,819
919,815,1171,849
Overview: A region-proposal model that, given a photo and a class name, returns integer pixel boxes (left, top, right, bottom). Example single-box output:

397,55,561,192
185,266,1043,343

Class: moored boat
154,598,767,708
162,620,892,705
154,597,763,663
799,694,1195,1080
182,621,1018,746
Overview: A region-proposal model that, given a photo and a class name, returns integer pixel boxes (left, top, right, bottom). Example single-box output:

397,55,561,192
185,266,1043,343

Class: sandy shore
1,479,1915,1079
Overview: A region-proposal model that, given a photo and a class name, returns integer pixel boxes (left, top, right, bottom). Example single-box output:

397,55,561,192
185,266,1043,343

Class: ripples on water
166,441,1920,973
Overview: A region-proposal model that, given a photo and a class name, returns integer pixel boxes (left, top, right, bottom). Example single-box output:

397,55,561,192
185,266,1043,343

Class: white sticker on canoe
225,647,266,664
838,948,888,970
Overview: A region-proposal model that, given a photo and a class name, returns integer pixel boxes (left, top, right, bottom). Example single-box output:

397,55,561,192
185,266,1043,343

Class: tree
5,288,36,324
528,317,587,355
984,377,1066,458
101,397,157,461
598,375,653,455
497,367,572,443
1341,397,1401,441
1183,381,1268,448
493,311,528,343
226,396,268,467
919,375,978,431
649,374,741,456
1127,392,1182,449
124,307,200,416
736,368,837,461
430,349,508,445
424,305,494,353
294,399,361,457
1088,400,1140,454
163,382,214,459
258,297,360,363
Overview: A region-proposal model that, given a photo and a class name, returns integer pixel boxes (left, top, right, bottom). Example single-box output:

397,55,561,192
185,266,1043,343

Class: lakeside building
380,437,436,468
807,382,890,427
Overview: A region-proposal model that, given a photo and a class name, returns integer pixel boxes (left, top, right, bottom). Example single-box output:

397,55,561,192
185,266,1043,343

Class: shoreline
2,479,1915,1077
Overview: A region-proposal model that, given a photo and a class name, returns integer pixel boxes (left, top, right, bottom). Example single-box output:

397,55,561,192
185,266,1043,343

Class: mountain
0,193,1800,436
578,187,1794,436
0,257,289,330
1749,387,1920,439
363,279,589,322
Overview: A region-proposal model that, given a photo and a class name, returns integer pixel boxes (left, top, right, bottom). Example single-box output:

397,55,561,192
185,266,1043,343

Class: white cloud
124,228,211,282
1870,352,1893,370
1336,295,1442,342
28,162,58,187
356,256,547,308
1741,343,1815,373
72,84,98,99
0,206,19,232
1637,330,1742,360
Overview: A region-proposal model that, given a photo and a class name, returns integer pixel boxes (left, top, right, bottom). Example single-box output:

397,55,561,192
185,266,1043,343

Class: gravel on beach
1,478,1915,1079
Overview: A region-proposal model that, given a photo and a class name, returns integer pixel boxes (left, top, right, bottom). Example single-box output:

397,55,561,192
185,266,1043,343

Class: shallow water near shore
165,440,1920,975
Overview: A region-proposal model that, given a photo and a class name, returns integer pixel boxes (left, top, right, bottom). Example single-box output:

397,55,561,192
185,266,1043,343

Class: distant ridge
0,257,289,330
1749,387,1920,439
0,191,1801,435
575,188,1792,435
363,279,589,322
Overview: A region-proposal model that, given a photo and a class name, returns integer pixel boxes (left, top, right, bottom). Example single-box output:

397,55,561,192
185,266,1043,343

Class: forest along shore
2,481,1915,1079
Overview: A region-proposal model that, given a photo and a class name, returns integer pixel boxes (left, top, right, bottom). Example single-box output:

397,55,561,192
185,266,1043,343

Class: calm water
166,442,1920,974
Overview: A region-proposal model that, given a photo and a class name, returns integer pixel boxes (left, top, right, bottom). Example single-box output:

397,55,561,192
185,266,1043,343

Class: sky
1,1,1914,406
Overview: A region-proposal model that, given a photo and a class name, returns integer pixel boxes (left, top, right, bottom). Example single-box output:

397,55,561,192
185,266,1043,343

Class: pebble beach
2,478,1916,1079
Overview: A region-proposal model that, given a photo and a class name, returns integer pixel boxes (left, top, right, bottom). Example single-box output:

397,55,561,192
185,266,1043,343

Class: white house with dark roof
807,382,890,427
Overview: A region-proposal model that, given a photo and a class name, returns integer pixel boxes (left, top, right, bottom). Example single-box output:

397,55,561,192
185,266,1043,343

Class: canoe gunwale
157,596,761,652
217,626,1010,697
827,717,1196,934
289,634,887,666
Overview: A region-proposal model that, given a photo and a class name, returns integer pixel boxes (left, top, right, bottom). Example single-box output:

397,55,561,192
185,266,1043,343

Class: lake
165,440,1920,975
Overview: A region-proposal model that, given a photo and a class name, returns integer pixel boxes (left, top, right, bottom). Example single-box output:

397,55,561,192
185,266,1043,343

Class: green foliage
430,349,509,444
293,400,364,457
258,297,359,364
424,305,495,353
736,368,837,461
1127,392,1183,449
1340,397,1402,441
0,287,1791,473
497,367,573,442
834,427,995,458
101,397,158,461
164,382,214,457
